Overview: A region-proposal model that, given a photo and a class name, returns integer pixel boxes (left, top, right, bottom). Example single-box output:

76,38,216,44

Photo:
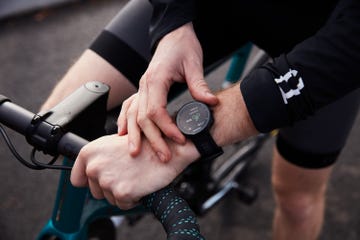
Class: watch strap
191,131,223,162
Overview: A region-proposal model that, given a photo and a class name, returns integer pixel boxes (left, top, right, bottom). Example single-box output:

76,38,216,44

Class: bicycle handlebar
0,93,205,240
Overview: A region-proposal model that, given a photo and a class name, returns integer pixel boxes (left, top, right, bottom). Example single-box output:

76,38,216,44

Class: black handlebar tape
142,187,205,240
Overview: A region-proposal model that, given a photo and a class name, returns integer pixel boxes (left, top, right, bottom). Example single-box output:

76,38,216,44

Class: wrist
211,83,258,146
168,138,200,165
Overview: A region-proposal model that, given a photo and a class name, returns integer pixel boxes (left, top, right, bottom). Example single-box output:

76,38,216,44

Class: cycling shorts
90,0,360,169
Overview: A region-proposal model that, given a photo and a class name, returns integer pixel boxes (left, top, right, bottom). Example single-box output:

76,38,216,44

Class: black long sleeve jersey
149,0,360,133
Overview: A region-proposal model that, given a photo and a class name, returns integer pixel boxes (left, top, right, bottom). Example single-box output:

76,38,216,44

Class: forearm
173,82,259,163
241,0,360,133
287,0,360,109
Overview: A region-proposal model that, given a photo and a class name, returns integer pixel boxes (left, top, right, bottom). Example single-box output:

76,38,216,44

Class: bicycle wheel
211,133,269,186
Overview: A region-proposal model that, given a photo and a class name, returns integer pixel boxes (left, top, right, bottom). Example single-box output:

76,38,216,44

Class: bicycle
0,42,273,240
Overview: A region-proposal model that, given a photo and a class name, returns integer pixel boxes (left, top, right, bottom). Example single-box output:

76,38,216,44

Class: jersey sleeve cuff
240,67,290,133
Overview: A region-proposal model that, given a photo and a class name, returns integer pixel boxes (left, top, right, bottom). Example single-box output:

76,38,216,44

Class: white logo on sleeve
274,69,304,104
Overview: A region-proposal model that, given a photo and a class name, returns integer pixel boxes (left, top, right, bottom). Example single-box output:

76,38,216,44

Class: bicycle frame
0,82,205,240
1,42,269,240
36,158,145,240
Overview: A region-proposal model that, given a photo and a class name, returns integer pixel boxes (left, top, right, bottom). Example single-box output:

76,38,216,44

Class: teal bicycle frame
36,158,146,240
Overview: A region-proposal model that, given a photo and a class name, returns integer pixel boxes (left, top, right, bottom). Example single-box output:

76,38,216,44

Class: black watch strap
190,131,224,161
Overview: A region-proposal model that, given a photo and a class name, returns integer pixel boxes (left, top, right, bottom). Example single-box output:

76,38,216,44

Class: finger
141,120,171,162
137,80,173,162
117,94,136,135
70,150,89,187
185,66,218,105
138,104,183,162
88,179,105,200
103,190,116,205
143,74,186,145
188,78,218,105
115,199,140,210
126,96,142,156
148,106,185,144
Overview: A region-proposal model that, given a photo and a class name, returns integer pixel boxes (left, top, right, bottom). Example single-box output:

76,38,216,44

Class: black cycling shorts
90,0,359,169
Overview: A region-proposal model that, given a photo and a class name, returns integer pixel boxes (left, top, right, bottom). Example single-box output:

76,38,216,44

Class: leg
40,49,137,111
272,148,332,240
271,90,359,240
40,0,153,111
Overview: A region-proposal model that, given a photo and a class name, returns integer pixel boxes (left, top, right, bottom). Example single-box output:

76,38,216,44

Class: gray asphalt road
0,0,78,21
0,1,359,240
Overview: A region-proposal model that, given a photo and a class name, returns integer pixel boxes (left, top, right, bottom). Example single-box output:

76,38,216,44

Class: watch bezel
176,101,212,136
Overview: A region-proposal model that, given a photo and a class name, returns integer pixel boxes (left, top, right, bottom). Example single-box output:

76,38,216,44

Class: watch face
176,101,211,135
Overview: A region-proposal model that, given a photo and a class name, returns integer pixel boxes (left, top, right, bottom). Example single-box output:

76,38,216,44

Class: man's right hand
117,23,219,162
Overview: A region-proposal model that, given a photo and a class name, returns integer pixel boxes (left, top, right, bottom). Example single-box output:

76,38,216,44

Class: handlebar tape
143,186,205,240
59,134,206,240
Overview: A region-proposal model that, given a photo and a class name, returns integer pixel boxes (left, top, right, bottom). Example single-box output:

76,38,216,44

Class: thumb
186,72,219,106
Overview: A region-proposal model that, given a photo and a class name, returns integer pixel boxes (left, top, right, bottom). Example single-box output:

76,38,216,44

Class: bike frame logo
275,68,304,104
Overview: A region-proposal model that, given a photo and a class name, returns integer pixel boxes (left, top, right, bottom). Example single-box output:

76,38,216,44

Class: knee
272,180,326,223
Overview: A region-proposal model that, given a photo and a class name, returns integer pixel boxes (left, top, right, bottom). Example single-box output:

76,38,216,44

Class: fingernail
157,152,166,162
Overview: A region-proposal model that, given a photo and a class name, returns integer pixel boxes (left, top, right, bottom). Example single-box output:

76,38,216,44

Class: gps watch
176,101,223,161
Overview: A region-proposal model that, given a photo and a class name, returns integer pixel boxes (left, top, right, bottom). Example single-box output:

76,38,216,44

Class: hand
70,134,198,210
117,23,218,162
70,83,258,210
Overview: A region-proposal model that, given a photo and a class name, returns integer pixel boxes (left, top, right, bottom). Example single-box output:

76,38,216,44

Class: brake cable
0,124,71,170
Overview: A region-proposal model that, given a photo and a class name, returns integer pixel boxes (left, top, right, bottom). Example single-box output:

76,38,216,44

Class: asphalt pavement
0,0,78,21
0,1,359,239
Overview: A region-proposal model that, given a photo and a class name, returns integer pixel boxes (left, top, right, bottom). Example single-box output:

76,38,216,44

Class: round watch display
176,101,212,136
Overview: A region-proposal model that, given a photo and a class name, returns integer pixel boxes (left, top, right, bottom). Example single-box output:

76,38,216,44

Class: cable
0,124,72,171
30,148,72,170
0,124,44,170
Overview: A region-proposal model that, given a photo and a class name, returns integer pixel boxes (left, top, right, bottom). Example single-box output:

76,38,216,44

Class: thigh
89,0,196,100
90,0,153,88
